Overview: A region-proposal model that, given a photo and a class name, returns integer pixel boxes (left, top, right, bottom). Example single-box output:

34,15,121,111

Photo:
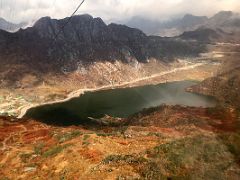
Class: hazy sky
0,0,239,23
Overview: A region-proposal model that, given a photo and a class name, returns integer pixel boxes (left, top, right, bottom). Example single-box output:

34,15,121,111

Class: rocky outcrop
188,66,240,108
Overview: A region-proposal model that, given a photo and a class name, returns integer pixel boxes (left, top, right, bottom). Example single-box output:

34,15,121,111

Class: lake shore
18,62,207,118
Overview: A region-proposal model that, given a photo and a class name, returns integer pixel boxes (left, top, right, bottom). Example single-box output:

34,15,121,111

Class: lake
24,81,217,125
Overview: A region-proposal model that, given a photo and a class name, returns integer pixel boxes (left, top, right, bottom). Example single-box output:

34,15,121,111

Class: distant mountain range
0,17,27,32
1,10,239,37
1,13,239,87
125,11,240,37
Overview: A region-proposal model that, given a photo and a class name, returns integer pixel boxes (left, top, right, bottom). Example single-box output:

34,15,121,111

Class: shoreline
18,62,206,118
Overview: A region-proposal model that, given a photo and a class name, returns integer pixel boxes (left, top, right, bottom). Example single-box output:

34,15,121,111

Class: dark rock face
178,27,240,43
30,14,151,64
179,28,221,42
0,14,205,75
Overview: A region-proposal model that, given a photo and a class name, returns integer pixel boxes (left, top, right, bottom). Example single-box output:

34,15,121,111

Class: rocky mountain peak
34,16,52,26
31,14,109,39
212,11,234,18
73,13,93,20
210,11,234,25
183,14,208,20
181,14,208,26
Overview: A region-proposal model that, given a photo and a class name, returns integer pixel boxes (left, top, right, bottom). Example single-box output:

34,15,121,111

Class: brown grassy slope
1,105,240,179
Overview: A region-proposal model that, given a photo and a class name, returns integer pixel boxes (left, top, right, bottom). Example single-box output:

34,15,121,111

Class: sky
0,0,239,23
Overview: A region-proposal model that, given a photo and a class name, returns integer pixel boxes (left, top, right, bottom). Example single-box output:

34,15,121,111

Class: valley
0,57,220,118
1,42,237,179
0,8,240,179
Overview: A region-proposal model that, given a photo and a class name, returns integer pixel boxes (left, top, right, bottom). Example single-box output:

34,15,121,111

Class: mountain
178,27,240,43
0,17,27,32
125,14,209,36
207,11,240,33
124,16,161,36
177,11,240,43
179,28,220,42
208,11,235,26
159,14,208,36
180,14,208,27
125,14,208,37
125,11,240,37
0,14,205,87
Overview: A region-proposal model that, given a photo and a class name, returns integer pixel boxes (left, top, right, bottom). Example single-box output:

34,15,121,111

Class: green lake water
24,81,217,125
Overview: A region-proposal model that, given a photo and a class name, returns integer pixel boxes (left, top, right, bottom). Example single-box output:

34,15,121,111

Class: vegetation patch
79,134,91,146
19,153,32,163
34,142,45,155
102,154,168,179
103,154,147,165
56,130,82,143
145,135,239,179
147,132,165,138
43,144,72,158
83,134,90,141
218,132,240,163
0,177,10,180
96,133,115,137
100,135,240,179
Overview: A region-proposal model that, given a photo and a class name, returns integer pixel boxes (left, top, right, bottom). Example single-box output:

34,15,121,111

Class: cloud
0,0,239,23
